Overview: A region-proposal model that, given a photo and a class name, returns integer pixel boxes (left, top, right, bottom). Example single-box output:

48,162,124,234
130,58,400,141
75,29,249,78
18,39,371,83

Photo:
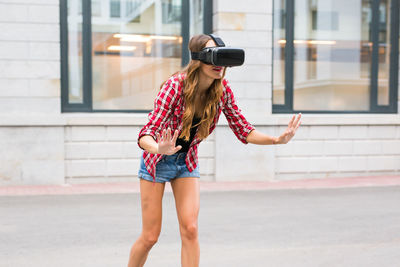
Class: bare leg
170,177,200,267
127,179,165,267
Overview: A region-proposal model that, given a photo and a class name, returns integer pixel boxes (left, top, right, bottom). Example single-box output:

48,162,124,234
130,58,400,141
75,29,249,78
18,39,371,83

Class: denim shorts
138,152,200,183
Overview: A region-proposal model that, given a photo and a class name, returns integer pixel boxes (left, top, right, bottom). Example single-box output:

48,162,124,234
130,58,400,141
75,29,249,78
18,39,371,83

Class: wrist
154,144,159,154
148,143,159,155
273,136,280,145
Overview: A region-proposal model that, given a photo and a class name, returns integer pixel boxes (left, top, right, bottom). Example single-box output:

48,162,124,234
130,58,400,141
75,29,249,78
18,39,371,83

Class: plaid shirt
138,73,255,184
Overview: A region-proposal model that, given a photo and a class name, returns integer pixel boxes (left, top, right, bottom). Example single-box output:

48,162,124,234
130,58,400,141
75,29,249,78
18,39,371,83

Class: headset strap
208,34,225,47
191,51,205,61
191,34,225,60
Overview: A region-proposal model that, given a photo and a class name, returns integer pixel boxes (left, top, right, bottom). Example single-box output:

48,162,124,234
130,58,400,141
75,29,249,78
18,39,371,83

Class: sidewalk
1,175,400,196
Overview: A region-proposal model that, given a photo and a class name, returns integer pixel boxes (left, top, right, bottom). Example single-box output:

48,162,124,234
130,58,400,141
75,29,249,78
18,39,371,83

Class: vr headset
190,34,245,67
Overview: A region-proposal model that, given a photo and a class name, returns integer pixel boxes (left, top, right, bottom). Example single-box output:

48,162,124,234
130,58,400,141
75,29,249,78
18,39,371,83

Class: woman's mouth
212,66,223,72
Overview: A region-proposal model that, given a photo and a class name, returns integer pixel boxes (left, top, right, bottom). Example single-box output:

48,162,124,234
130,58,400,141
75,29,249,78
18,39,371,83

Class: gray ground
1,186,400,267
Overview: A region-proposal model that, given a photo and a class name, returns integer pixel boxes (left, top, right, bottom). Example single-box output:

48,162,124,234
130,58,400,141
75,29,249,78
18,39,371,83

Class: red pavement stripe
0,176,399,196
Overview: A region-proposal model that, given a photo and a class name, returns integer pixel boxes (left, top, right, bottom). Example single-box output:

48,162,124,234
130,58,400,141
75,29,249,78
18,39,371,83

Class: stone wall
0,0,63,185
0,0,60,114
64,124,215,184
275,125,400,180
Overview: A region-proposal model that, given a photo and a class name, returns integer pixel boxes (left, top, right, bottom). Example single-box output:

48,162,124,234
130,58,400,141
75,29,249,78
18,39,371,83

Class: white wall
0,0,61,114
0,0,64,185
64,122,215,184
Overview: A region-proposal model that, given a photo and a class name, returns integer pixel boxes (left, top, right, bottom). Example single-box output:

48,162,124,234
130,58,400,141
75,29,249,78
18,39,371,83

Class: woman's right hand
156,128,182,155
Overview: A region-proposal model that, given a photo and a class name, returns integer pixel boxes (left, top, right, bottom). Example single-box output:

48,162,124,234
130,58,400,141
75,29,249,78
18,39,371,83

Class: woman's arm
139,135,159,154
222,81,255,144
246,130,279,145
246,114,302,145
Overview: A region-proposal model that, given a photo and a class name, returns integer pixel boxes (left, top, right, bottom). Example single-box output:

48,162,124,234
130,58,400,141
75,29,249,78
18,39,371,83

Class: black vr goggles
190,34,245,67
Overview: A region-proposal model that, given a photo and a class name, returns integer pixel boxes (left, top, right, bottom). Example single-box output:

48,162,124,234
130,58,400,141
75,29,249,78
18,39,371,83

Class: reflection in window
273,0,394,111
91,0,102,17
162,0,181,24
377,0,390,105
110,0,121,18
63,0,209,112
272,0,286,105
67,0,83,104
293,0,373,111
91,0,184,110
190,0,204,36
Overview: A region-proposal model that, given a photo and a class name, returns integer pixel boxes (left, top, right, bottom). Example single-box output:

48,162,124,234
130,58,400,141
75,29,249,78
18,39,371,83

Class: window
272,0,399,113
60,0,213,112
110,0,121,18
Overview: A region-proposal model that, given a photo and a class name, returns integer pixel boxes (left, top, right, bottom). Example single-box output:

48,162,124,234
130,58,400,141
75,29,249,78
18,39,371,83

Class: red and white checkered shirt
138,73,255,184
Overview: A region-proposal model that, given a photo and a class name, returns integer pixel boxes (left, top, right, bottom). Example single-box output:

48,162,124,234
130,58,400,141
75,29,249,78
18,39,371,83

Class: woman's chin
212,73,223,79
203,70,224,80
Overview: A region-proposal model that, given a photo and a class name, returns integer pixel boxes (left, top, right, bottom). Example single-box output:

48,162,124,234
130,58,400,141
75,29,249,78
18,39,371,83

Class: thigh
139,178,166,234
170,177,200,226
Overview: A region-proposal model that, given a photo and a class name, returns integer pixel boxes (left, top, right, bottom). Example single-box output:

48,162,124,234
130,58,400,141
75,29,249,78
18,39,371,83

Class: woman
128,34,301,267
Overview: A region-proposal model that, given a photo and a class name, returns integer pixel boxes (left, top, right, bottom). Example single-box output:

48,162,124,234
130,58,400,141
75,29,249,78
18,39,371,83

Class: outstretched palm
277,113,302,144
156,128,182,155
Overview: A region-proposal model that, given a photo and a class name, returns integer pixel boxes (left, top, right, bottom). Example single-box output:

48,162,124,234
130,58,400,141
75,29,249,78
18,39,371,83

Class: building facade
0,0,399,185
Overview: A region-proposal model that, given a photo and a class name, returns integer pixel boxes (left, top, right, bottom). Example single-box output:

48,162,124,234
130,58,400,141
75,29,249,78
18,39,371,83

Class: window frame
272,0,399,114
60,0,213,113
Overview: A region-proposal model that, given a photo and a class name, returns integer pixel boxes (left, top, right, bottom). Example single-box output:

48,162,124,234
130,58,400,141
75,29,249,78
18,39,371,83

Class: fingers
158,128,178,144
280,114,302,145
293,113,301,128
288,113,301,130
161,129,167,141
159,128,172,142
293,113,302,131
295,120,302,131
174,145,182,153
288,115,295,128
166,128,172,141
172,130,179,143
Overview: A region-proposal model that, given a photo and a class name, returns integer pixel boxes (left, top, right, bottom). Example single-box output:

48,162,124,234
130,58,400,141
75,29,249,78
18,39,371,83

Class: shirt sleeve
222,80,255,144
137,79,178,150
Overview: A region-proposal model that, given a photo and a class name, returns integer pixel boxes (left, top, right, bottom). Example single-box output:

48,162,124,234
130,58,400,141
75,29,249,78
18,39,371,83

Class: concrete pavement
1,178,400,267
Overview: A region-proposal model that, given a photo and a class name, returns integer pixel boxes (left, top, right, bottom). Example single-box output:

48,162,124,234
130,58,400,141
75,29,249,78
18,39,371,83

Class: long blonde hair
162,34,227,141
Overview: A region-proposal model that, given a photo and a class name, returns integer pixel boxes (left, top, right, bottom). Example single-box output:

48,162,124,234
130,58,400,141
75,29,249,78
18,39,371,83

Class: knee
141,232,160,248
181,223,198,241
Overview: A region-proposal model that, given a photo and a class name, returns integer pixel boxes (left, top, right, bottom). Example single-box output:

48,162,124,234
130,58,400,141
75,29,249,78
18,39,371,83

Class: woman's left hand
276,113,302,144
